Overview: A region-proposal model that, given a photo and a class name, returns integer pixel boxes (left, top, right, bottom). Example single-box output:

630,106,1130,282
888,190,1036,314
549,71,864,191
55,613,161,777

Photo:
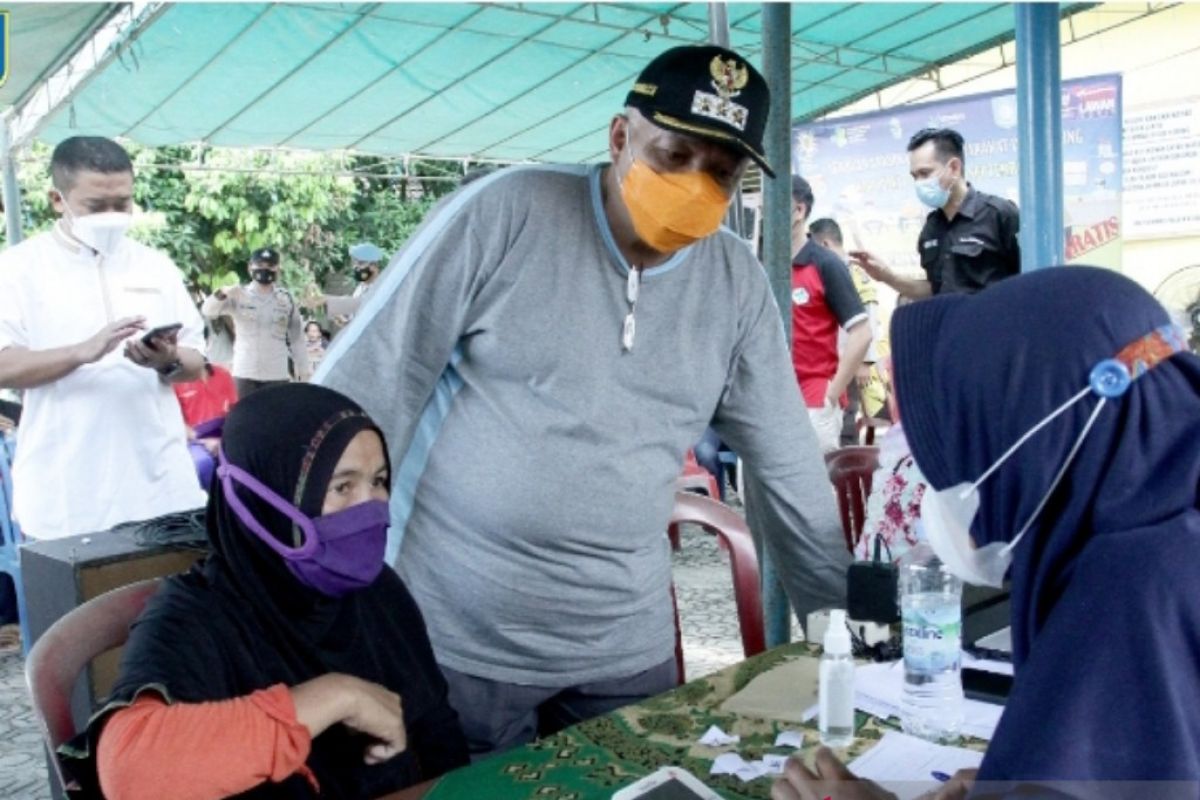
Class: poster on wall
1123,98,1200,240
792,75,1123,274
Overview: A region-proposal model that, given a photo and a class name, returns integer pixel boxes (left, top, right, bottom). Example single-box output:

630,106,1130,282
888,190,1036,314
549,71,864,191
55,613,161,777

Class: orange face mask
619,145,731,254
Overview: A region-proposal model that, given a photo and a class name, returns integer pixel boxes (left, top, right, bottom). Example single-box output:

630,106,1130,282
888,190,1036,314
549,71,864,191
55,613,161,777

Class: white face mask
918,324,1186,587
63,202,132,257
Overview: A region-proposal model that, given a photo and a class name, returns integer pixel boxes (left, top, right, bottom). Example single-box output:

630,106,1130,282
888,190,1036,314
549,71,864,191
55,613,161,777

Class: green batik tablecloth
425,643,988,800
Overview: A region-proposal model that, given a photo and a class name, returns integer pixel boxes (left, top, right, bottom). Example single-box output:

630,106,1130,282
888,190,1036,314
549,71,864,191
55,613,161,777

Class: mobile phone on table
612,766,722,800
962,667,1013,705
141,323,183,348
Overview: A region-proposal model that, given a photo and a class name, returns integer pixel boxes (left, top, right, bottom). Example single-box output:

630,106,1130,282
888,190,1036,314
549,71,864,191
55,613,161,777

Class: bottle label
902,602,962,675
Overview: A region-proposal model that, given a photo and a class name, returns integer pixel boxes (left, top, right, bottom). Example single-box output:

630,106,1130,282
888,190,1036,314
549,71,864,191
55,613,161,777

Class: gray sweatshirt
316,165,848,686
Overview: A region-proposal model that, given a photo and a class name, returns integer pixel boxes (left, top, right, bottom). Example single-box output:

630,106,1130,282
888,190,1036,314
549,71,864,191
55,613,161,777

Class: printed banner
1123,98,1200,240
792,75,1123,272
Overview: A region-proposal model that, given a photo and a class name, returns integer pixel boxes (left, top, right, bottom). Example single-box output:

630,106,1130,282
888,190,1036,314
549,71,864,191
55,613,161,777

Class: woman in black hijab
67,383,468,799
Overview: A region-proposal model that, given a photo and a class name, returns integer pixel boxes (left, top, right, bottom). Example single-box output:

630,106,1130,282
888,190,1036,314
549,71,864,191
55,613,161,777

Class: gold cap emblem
709,55,749,98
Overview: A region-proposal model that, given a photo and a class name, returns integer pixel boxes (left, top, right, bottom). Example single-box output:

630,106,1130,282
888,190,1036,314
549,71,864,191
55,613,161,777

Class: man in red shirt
173,361,237,429
172,361,237,490
789,176,872,452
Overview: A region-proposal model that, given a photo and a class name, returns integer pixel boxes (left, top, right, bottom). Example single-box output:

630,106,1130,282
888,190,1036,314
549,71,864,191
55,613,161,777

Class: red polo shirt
790,240,867,408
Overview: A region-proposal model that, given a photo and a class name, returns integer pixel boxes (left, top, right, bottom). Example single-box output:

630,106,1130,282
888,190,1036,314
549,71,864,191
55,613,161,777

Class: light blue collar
588,164,691,279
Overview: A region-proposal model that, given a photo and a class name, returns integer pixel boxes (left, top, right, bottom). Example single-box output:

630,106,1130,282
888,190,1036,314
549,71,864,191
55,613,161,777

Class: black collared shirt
917,186,1020,295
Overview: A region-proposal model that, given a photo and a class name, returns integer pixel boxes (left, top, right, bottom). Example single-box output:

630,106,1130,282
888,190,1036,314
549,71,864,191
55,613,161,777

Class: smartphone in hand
141,323,183,349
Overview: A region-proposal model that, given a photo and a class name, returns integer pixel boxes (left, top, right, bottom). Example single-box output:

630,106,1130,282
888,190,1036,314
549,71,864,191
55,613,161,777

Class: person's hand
293,674,407,765
74,316,146,365
123,328,179,371
338,675,408,764
848,251,892,283
0,414,13,434
915,769,977,800
771,747,897,800
300,283,326,311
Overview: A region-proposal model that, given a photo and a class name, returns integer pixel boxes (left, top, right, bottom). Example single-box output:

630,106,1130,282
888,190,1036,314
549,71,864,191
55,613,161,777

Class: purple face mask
216,454,389,597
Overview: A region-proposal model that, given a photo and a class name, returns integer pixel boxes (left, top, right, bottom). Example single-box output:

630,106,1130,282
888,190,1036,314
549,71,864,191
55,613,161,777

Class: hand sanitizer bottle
819,608,855,748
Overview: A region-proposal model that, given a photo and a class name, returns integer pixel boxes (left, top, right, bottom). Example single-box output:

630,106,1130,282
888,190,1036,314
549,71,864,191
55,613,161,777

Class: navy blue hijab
893,267,1200,784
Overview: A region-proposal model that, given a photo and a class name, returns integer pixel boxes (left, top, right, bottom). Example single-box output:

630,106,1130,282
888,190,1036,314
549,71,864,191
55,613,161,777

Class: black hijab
69,384,467,799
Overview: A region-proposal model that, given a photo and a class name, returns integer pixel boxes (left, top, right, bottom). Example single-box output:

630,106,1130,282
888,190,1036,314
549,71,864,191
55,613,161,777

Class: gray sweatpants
441,657,678,760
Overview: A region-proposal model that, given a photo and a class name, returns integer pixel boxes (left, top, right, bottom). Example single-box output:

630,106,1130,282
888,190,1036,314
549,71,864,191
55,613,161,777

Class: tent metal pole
759,0,793,648
1,120,23,246
1015,3,1064,270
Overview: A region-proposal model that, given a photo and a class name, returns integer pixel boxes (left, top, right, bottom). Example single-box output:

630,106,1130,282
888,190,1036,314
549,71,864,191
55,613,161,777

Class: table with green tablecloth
419,643,988,800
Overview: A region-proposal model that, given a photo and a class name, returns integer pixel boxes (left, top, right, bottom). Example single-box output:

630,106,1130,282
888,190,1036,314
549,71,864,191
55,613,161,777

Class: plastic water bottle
819,609,856,748
899,542,963,743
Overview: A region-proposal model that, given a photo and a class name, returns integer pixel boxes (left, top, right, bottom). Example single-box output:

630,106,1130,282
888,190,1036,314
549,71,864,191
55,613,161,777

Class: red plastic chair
668,491,765,684
824,446,880,552
670,450,722,551
857,415,890,445
25,578,162,792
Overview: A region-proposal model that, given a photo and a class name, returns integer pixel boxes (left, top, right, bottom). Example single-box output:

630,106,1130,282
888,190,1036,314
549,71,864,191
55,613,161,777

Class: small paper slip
774,730,806,749
710,753,768,782
760,754,790,774
710,753,749,776
848,731,984,800
711,752,787,782
734,763,768,783
698,725,740,747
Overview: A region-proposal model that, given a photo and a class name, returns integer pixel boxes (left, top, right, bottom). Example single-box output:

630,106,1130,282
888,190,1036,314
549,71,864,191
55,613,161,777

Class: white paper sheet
848,731,984,800
854,660,1004,741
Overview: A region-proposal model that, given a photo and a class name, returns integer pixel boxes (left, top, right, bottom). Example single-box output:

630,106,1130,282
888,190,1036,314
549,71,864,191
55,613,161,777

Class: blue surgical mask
918,324,1187,587
914,171,951,209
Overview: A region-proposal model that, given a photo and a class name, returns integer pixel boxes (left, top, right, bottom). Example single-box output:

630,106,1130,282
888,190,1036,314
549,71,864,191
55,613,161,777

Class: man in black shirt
850,127,1020,298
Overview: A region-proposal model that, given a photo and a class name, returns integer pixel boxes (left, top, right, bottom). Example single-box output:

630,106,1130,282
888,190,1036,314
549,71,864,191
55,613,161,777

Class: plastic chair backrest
676,449,720,499
25,578,162,790
668,491,765,683
824,445,880,552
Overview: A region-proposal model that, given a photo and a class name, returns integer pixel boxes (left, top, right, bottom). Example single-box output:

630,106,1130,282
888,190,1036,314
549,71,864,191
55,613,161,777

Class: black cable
110,508,209,550
849,623,903,662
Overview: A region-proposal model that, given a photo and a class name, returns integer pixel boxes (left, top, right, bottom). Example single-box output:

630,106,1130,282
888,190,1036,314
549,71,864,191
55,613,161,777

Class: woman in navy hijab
772,266,1200,799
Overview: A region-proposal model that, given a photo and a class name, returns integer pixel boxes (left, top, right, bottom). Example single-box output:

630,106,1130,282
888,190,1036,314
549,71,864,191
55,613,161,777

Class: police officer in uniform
850,127,1020,298
202,247,309,397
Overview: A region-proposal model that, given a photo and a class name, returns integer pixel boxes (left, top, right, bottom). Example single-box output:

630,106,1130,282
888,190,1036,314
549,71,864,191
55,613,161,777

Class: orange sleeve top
96,684,319,800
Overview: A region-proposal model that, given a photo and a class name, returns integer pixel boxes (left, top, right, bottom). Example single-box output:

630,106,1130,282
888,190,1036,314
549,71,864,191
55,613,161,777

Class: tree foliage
4,142,464,300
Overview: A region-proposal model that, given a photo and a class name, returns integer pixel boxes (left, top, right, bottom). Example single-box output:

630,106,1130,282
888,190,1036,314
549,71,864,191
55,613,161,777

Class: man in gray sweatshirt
315,44,848,757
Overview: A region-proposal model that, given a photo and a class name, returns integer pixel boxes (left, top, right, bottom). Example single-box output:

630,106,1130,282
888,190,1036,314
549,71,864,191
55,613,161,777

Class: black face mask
252,269,276,284
353,267,374,282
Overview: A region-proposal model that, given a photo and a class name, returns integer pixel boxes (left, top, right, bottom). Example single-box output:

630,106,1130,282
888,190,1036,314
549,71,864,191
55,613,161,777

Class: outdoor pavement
0,494,751,799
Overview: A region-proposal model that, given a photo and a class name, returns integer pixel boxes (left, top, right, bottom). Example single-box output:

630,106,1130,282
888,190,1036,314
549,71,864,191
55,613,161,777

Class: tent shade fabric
0,3,121,111
29,2,1087,163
